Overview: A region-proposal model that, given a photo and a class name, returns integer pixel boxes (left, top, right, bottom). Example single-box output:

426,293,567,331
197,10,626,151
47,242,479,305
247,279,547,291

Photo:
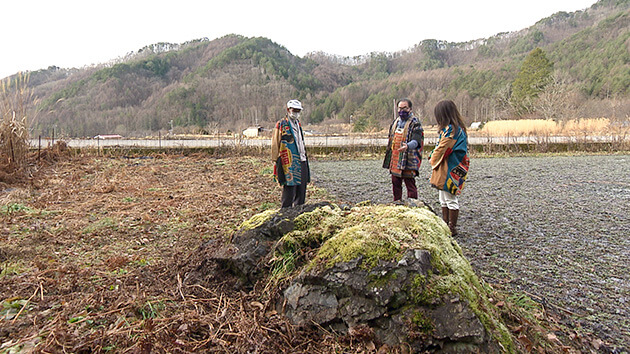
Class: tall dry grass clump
1,73,31,183
476,118,629,151
563,118,610,135
480,119,560,137
480,118,620,137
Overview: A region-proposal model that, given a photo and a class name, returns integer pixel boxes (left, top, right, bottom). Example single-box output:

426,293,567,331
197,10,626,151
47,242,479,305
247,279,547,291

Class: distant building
93,134,123,139
242,127,263,138
470,122,482,130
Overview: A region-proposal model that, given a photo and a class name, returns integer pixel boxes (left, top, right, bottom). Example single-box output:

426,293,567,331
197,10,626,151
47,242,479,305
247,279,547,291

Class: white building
93,134,123,139
242,127,263,137
470,122,482,130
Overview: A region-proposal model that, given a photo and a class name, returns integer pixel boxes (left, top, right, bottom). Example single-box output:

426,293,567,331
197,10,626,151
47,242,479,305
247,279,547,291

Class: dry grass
477,118,621,137
480,119,559,136
0,73,31,183
563,118,611,134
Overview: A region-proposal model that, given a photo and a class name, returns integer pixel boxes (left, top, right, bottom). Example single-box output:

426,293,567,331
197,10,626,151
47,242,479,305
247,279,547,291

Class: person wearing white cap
271,99,310,207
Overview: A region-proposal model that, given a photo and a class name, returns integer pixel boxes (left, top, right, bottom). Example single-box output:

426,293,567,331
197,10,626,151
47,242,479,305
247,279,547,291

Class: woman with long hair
429,100,470,236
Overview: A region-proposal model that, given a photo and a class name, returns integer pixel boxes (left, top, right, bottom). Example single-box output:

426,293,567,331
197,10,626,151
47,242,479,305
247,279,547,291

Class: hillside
26,36,353,137
10,0,630,137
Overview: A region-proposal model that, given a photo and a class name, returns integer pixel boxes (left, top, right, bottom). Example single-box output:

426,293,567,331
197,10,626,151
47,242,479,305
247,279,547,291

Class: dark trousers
281,161,308,208
391,175,417,201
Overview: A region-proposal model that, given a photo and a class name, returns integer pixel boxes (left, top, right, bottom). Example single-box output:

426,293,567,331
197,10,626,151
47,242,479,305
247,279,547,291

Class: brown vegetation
1,153,353,353
0,74,31,185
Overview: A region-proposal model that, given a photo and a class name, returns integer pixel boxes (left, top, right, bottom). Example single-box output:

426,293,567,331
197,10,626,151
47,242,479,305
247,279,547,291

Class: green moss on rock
307,205,447,271
238,208,277,230
411,310,434,333
242,203,515,351
292,204,344,232
276,205,344,254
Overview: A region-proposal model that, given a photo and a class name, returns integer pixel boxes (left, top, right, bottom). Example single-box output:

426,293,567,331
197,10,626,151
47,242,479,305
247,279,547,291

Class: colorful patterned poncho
429,125,469,195
271,117,310,186
382,116,424,177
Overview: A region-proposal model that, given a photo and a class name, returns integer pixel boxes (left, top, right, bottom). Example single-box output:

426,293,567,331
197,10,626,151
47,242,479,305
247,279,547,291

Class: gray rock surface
282,248,489,351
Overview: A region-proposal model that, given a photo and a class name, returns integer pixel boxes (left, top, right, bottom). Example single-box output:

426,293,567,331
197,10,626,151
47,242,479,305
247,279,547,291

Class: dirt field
311,153,630,352
1,151,627,353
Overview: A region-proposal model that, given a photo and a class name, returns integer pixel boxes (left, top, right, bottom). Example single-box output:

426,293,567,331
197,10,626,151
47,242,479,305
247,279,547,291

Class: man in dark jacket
383,98,424,202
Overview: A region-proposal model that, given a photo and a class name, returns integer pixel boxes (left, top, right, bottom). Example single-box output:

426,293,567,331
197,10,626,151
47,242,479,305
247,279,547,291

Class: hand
397,143,408,152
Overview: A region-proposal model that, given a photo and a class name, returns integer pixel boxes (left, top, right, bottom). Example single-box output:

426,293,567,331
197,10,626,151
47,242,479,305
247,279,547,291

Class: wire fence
27,134,628,150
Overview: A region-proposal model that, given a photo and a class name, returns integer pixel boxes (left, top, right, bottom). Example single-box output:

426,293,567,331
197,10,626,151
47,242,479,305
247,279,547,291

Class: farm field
1,152,628,352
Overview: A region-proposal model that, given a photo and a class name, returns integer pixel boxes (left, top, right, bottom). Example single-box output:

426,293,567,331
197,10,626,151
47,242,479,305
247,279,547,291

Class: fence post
9,138,15,164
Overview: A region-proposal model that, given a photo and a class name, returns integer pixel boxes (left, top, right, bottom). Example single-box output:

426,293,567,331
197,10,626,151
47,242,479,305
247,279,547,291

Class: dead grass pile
31,141,71,164
0,141,71,189
0,187,31,205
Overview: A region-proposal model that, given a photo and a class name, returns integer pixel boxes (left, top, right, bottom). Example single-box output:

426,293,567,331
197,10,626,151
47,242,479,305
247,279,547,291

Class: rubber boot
441,207,449,224
448,209,459,236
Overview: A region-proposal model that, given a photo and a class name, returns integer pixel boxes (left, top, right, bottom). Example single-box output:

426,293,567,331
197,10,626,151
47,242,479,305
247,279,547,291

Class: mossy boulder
209,203,514,352
204,202,332,284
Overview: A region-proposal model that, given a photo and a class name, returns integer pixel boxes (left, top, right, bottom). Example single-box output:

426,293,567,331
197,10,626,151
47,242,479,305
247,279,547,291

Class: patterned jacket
382,116,424,175
271,116,310,186
429,125,469,195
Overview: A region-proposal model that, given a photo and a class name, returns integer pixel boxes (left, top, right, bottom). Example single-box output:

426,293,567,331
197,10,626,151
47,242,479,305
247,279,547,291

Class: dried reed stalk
0,73,31,177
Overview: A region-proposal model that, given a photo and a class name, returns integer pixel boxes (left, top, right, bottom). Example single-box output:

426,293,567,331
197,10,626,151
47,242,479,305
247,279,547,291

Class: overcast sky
1,0,597,79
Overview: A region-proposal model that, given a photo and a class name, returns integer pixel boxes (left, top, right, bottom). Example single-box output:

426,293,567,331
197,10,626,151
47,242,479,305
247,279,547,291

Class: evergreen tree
510,48,554,115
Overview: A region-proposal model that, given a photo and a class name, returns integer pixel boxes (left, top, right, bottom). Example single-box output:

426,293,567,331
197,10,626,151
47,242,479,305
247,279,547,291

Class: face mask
289,112,301,120
398,110,410,119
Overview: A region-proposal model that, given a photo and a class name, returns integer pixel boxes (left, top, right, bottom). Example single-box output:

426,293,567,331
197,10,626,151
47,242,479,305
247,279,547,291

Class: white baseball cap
287,99,303,110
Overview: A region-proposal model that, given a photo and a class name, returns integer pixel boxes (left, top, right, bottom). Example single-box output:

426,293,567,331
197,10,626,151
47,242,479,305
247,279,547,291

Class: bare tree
535,72,572,120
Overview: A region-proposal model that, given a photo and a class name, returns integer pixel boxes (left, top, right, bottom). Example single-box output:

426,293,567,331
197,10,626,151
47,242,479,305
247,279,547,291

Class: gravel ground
310,154,630,352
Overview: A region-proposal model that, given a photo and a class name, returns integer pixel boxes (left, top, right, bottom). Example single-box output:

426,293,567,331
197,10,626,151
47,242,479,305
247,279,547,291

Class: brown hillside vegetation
0,152,602,352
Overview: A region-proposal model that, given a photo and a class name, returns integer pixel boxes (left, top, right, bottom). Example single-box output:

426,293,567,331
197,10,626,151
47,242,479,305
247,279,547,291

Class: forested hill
16,0,630,137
